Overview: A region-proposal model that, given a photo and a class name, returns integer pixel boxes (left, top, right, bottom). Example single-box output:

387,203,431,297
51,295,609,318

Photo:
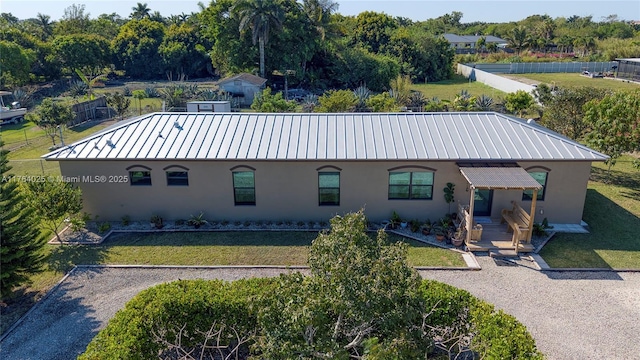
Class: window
319,172,340,206
233,171,255,205
166,171,188,186
523,171,547,201
130,171,151,186
388,172,433,200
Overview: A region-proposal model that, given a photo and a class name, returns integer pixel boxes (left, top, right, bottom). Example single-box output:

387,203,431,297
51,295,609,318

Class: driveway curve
1,260,639,360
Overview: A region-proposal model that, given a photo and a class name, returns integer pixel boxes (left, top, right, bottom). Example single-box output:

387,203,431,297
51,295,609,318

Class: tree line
1,1,638,91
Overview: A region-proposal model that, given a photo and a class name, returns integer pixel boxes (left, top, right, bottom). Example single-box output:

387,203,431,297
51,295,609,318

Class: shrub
80,278,277,360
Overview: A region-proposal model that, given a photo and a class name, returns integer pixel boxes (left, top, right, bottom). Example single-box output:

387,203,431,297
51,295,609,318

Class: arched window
126,165,152,186
231,166,256,205
317,166,341,206
523,167,550,201
387,166,436,200
164,165,189,186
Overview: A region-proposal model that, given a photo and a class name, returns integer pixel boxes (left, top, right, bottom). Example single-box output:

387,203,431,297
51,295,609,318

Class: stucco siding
517,161,591,223
58,160,591,224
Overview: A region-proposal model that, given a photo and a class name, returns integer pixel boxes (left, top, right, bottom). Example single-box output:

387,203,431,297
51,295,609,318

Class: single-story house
44,112,607,236
615,58,640,83
217,73,267,105
442,34,508,53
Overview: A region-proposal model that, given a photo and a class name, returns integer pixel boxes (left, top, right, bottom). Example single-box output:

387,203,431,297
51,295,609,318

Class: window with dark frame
166,171,189,186
233,171,255,205
523,171,547,201
388,171,433,200
129,170,152,186
318,172,340,206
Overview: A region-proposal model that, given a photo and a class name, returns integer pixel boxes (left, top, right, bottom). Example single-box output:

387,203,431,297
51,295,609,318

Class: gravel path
2,260,640,360
418,257,640,359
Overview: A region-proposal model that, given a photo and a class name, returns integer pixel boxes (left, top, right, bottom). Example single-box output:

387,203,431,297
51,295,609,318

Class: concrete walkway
2,260,639,359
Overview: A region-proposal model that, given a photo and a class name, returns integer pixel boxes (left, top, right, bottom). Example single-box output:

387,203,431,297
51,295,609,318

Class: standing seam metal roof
43,112,609,161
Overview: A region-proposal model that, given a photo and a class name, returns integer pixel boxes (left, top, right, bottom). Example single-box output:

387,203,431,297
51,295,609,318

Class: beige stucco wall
56,160,593,224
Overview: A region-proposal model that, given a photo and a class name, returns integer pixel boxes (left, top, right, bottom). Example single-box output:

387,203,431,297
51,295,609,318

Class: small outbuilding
217,73,267,105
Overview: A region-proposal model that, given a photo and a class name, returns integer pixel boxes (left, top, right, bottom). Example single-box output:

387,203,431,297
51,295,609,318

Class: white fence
457,64,536,94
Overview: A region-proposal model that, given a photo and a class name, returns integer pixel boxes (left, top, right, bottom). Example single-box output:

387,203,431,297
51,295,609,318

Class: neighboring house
217,73,267,105
442,33,508,53
615,58,640,83
44,112,607,232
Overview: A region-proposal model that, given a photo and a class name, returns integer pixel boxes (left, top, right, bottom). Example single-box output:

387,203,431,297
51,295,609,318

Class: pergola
459,167,543,244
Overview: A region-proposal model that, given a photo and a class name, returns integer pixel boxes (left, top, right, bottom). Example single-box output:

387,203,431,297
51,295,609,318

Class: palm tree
35,13,53,40
233,0,285,78
475,36,486,53
130,2,151,20
505,26,531,55
300,0,338,40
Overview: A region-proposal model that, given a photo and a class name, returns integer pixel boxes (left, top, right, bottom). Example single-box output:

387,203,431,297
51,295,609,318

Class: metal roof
43,112,609,162
218,73,267,87
460,167,543,189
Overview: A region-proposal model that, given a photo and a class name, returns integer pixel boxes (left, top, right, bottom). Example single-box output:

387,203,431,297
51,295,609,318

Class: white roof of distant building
43,112,608,162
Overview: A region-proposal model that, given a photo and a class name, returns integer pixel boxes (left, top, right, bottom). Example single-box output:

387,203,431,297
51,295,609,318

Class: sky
1,0,639,23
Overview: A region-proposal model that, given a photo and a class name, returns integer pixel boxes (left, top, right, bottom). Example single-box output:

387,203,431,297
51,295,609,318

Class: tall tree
505,26,531,55
55,4,91,34
0,41,34,88
233,0,285,78
130,2,151,20
0,141,48,300
584,90,640,176
300,0,338,40
111,19,165,78
539,86,606,140
35,13,54,40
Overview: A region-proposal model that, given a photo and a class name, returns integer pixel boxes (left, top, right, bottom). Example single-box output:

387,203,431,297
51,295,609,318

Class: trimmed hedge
420,280,543,359
79,277,277,360
81,278,542,359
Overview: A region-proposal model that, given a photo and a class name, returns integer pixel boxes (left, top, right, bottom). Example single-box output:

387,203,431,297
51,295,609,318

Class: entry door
473,189,493,216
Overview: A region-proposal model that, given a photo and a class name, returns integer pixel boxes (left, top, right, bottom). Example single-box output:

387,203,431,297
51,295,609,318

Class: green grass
509,73,640,91
540,155,640,268
3,120,115,176
44,231,464,269
411,74,507,101
0,230,464,335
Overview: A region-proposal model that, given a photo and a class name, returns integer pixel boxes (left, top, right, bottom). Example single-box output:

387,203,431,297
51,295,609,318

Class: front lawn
1,230,464,336
540,156,640,268
45,231,465,269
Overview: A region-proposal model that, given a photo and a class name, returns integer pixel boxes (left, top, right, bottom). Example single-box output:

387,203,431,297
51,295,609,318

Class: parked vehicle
0,91,27,125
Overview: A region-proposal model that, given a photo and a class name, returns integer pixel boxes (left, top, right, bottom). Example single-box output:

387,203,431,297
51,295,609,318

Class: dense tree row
2,2,636,90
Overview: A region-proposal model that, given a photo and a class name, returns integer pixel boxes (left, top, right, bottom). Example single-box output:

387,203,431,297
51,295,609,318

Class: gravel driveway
2,260,639,360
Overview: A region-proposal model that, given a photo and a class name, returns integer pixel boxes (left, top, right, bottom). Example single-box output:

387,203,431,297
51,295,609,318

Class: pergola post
466,186,476,244
527,189,538,242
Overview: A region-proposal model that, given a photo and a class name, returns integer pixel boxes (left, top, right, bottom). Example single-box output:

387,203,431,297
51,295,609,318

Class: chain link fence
6,158,60,176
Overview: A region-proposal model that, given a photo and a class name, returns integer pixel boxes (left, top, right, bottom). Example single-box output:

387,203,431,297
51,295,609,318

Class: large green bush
79,277,277,360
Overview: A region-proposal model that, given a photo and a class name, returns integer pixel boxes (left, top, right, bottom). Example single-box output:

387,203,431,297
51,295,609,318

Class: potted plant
443,182,455,215
434,226,446,242
150,214,164,229
451,228,465,247
187,212,208,229
421,219,432,235
410,219,421,233
389,211,402,230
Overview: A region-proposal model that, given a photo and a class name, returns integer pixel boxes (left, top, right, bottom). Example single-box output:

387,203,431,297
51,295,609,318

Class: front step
490,249,519,258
